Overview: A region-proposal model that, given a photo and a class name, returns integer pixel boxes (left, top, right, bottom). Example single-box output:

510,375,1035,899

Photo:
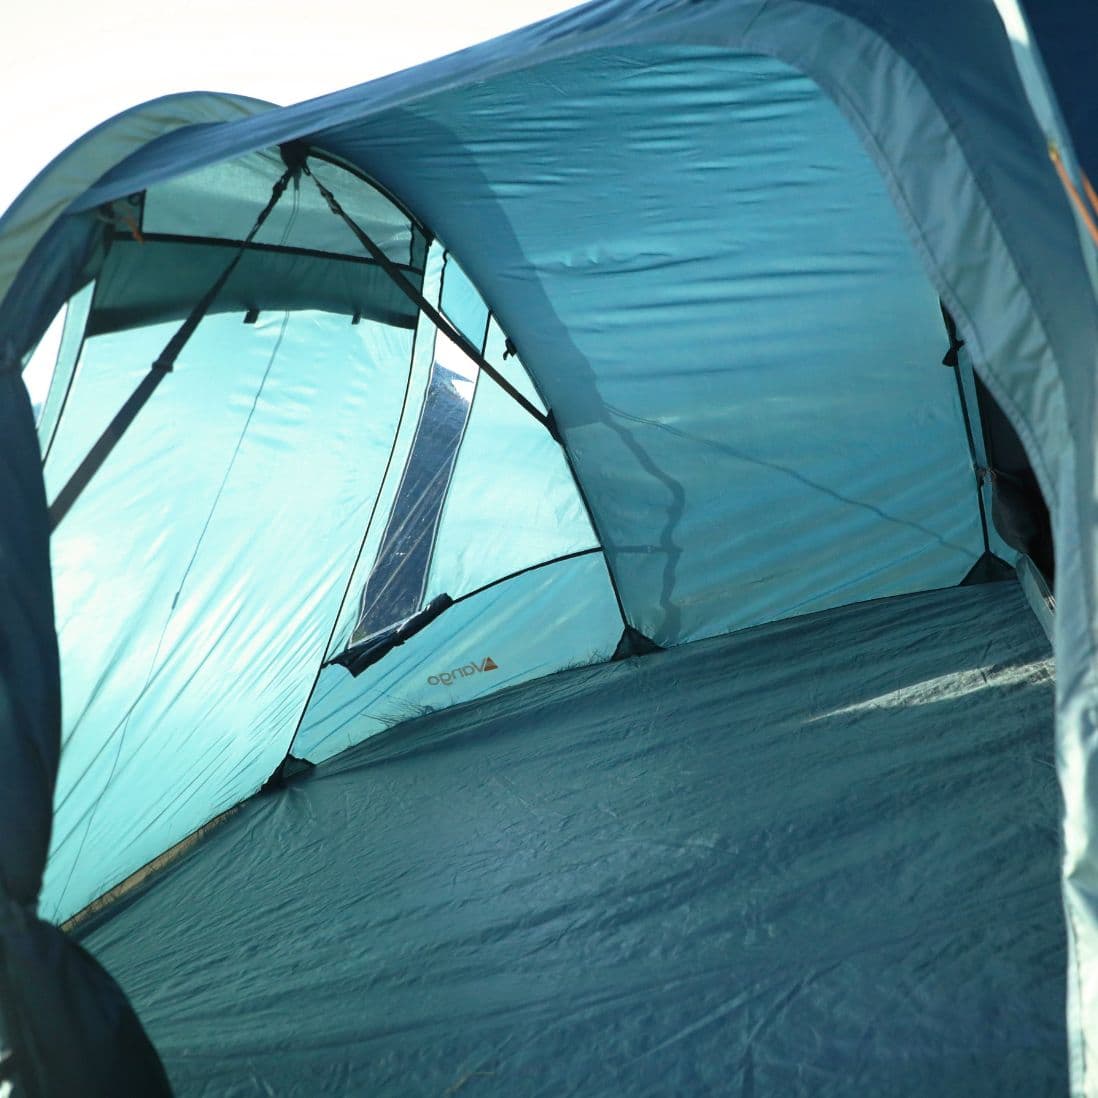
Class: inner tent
19,48,1063,1095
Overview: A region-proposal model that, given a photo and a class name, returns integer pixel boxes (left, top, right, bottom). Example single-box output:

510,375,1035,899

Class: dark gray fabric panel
81,581,1063,1096
0,907,171,1097
0,374,58,905
0,374,169,1096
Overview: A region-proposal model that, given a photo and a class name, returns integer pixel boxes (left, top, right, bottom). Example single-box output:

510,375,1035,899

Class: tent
1,0,1096,1093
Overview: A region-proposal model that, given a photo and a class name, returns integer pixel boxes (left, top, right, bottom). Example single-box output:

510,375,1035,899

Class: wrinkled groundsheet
81,581,1065,1096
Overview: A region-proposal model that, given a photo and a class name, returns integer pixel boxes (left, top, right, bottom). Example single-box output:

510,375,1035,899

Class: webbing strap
48,369,169,530
48,166,296,532
296,155,559,439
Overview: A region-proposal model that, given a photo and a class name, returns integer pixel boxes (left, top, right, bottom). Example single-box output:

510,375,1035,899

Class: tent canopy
1,1,1097,1095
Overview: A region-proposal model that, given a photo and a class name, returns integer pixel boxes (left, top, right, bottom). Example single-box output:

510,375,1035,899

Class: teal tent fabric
295,550,622,763
423,312,598,604
82,582,1063,1096
316,50,991,646
41,308,417,921
2,1,1097,1093
439,256,490,346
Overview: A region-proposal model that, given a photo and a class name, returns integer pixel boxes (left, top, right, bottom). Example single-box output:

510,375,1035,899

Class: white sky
1,0,583,218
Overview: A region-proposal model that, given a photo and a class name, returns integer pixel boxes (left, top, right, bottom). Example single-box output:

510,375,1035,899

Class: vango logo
428,657,498,687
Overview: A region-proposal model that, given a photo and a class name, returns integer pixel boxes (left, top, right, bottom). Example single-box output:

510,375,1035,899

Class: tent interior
3,31,1073,1098
77,582,1061,1097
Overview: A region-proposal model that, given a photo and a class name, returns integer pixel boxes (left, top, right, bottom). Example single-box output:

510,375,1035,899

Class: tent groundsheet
79,579,1063,1096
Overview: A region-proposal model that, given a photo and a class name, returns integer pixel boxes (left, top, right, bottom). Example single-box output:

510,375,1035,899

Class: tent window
90,154,428,339
350,326,480,645
141,151,424,268
24,280,95,457
21,302,67,422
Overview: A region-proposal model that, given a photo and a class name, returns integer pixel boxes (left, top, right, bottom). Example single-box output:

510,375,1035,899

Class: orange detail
482,657,498,671
1083,170,1098,223
1049,143,1098,249
119,212,144,244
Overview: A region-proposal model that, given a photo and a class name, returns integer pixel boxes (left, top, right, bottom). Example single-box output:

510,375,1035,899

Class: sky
1,0,584,218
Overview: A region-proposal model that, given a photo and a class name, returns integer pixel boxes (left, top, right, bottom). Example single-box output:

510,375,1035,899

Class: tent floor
81,581,1065,1096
